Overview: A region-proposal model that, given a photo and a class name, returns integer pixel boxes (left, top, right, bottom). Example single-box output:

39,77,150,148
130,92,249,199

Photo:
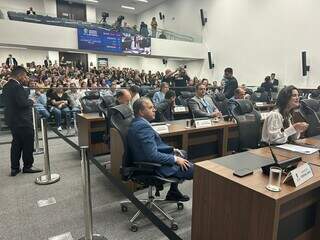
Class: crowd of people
0,57,284,132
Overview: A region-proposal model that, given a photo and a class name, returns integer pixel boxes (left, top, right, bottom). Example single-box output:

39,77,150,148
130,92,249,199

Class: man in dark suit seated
155,90,176,122
189,83,222,118
2,66,42,176
127,97,194,201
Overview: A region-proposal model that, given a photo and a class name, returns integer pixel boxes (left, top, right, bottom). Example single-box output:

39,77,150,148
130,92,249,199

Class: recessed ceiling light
121,5,135,10
86,0,99,3
136,0,149,3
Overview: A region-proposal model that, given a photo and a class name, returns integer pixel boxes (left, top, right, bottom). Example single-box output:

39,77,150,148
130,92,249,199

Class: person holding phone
261,85,308,145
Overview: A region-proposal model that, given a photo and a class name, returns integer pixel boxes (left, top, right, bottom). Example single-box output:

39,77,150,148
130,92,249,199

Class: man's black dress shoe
22,167,43,173
10,169,21,176
166,190,190,202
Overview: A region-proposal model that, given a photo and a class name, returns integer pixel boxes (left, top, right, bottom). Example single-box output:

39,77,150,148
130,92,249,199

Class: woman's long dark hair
276,85,298,128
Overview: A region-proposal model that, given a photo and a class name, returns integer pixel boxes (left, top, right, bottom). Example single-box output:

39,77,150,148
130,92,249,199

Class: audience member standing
261,76,275,93
162,69,177,86
151,17,158,38
6,54,18,67
222,67,238,99
26,7,36,15
270,73,279,86
44,56,52,68
2,66,42,176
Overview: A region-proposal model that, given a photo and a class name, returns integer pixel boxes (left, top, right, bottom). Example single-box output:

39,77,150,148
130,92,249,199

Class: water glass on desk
266,166,282,192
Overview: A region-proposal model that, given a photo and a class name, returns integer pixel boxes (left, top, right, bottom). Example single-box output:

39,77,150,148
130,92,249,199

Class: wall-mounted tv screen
78,28,151,55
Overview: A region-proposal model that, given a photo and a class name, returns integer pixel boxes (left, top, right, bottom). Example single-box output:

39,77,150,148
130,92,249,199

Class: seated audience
128,97,193,201
115,89,132,105
153,82,169,105
66,82,81,112
28,81,49,119
50,84,72,131
155,90,176,122
261,85,308,144
232,87,246,100
189,83,222,118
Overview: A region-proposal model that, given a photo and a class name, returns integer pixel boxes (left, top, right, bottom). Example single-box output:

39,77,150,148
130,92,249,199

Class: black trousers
10,126,34,170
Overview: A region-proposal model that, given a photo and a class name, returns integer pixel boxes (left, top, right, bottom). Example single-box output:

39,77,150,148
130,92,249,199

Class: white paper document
276,144,319,155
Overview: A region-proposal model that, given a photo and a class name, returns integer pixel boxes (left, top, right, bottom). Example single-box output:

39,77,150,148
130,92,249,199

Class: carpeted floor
0,134,193,240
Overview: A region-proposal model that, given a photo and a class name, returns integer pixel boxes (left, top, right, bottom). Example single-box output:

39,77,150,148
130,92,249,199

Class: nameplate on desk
255,102,266,107
195,119,212,128
174,106,187,112
283,163,313,187
152,124,169,134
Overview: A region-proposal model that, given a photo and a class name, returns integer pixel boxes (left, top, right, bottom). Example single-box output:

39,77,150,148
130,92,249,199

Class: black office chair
176,91,195,107
98,95,116,144
110,104,183,232
230,99,262,151
80,91,102,113
212,93,231,116
299,99,320,137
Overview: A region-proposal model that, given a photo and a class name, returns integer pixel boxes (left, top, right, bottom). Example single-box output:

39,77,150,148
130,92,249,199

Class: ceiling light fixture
121,5,135,10
0,46,28,50
86,0,99,3
136,0,149,3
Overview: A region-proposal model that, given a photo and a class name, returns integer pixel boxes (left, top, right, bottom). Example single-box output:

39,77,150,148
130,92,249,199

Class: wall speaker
208,52,214,69
159,12,165,20
200,9,207,26
162,59,167,65
302,51,310,76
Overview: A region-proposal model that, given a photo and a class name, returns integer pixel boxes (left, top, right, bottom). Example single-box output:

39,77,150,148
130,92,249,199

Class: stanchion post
35,118,60,185
32,107,44,155
74,111,78,136
79,146,108,240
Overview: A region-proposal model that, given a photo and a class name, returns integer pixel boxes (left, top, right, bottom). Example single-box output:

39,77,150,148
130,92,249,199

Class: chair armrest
133,161,162,168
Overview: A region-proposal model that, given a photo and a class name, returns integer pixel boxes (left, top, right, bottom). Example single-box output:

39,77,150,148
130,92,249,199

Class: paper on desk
276,144,319,155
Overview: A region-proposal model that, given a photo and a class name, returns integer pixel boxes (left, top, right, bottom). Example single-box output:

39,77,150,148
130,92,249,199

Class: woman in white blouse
261,85,309,144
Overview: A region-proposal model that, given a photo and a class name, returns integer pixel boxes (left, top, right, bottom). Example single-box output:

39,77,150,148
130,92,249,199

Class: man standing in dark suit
127,97,193,201
44,56,52,68
2,66,42,176
6,54,18,67
222,67,238,99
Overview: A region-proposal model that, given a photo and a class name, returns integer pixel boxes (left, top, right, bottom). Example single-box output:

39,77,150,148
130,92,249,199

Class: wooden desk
77,113,109,156
192,138,320,240
76,110,191,155
254,102,276,111
110,119,238,189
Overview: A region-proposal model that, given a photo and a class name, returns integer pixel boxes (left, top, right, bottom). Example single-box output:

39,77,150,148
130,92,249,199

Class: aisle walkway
0,137,193,240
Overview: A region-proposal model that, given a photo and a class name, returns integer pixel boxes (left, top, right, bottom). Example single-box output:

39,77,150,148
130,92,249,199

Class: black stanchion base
79,234,108,240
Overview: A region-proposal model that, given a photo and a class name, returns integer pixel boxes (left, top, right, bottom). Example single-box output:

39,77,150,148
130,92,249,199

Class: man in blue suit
128,97,193,201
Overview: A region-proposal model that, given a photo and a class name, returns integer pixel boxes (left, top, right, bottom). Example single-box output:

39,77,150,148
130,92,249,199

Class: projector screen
78,28,151,55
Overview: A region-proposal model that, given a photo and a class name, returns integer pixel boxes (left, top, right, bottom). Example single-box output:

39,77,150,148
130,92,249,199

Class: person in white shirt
261,85,308,144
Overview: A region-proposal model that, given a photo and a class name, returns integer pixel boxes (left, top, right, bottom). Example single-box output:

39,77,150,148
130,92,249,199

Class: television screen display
78,28,122,53
78,28,151,55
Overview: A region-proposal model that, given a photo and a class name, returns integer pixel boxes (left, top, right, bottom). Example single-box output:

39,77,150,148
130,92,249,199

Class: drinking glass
266,167,282,192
